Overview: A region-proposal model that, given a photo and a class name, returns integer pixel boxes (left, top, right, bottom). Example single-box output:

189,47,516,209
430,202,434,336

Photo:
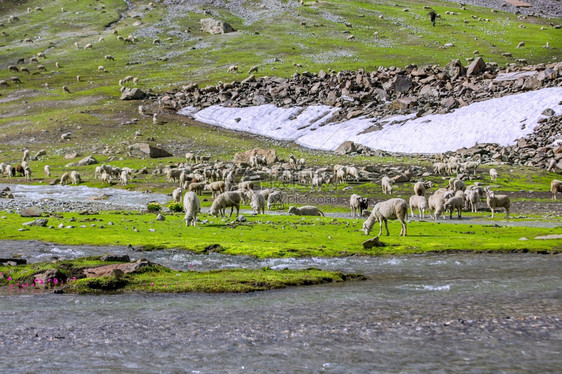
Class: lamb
210,191,243,217
207,181,226,199
288,205,324,216
381,176,393,194
60,172,71,185
120,169,129,186
362,198,408,236
350,194,368,217
165,168,183,183
267,191,285,210
172,187,183,203
551,179,562,200
444,196,463,219
485,189,510,218
346,166,359,181
101,171,111,185
237,181,253,191
70,171,81,185
44,165,50,177
448,178,466,192
183,191,201,226
188,182,206,196
409,195,428,219
24,166,32,181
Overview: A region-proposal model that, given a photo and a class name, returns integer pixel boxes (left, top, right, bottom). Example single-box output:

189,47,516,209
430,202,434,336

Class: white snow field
179,87,562,154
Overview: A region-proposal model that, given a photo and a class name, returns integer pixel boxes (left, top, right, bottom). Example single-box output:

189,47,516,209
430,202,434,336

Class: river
1,240,560,373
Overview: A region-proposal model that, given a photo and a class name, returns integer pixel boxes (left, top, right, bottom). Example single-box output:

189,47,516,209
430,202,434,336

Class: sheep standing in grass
70,171,81,185
350,194,368,217
60,172,70,185
183,191,200,226
311,175,323,192
428,191,446,220
413,180,431,196
210,191,243,217
486,189,510,218
381,176,393,194
44,165,50,177
172,187,183,204
267,191,285,210
207,181,226,199
550,179,562,200
363,198,408,236
288,206,324,216
120,169,129,186
444,196,463,219
188,182,206,196
465,188,480,213
248,191,266,214
101,171,111,185
489,168,498,181
24,165,32,181
409,195,428,219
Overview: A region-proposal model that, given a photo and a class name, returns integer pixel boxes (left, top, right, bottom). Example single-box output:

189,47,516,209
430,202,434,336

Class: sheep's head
210,206,219,217
362,220,371,235
288,206,296,215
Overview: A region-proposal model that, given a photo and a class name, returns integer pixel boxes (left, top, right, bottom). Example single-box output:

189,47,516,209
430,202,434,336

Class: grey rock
20,207,43,217
200,18,236,34
467,57,486,76
129,143,172,158
120,88,146,100
77,155,98,166
22,218,48,227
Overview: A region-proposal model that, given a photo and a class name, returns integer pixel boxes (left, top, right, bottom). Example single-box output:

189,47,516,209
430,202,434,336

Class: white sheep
409,195,428,219
346,166,359,181
60,172,70,185
237,181,253,191
267,191,285,210
350,194,368,217
311,175,323,192
44,165,50,177
381,176,393,194
249,191,266,214
551,179,562,200
22,149,30,162
185,152,196,163
70,171,81,185
465,188,479,213
448,178,466,192
288,205,324,216
462,161,480,176
120,170,129,186
444,196,463,219
183,191,201,226
362,198,408,236
227,65,238,73
172,187,183,204
24,166,32,181
101,171,111,185
433,162,447,175
413,181,431,196
188,182,206,196
486,189,510,218
428,193,446,220
207,181,226,199
210,191,243,217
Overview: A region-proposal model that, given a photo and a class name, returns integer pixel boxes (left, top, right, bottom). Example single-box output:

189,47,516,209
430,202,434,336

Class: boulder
467,57,486,76
20,207,43,217
391,74,412,93
444,59,466,79
335,141,358,155
200,18,236,34
77,155,98,166
363,236,385,249
22,218,48,227
129,143,172,158
120,88,146,100
100,254,131,262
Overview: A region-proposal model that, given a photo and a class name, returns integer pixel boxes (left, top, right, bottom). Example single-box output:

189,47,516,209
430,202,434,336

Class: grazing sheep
84,43,93,49
350,194,368,217
30,56,38,63
489,168,498,181
485,189,510,218
347,166,360,181
104,55,114,61
0,80,8,87
8,65,19,72
206,181,226,199
172,187,183,204
24,166,32,181
44,165,50,177
185,152,196,163
363,198,408,236
444,196,463,219
465,188,479,213
20,67,30,74
165,168,183,183
247,65,258,74
288,205,324,216
133,77,139,85
98,65,106,72
381,176,393,194
267,191,285,210
551,180,562,200
22,149,30,162
183,191,201,226
462,161,480,176
446,158,459,174
62,86,71,93
37,52,46,59
60,172,71,185
409,195,428,219
448,178,466,192
210,191,243,217
237,181,253,191
227,65,238,73
428,193,446,220
37,65,46,71
76,75,81,82
70,171,81,185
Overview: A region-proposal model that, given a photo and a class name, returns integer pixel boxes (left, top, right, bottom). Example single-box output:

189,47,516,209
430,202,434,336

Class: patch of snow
179,87,562,154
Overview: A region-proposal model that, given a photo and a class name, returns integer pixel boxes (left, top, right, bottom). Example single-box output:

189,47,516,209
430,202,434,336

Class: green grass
0,256,364,294
1,211,560,257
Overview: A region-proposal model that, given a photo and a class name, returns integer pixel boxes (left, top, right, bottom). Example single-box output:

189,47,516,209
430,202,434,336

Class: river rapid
1,240,560,373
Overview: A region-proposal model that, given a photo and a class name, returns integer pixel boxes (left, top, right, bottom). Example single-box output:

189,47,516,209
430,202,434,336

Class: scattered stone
156,214,165,221
20,207,43,217
22,218,48,227
120,88,146,100
100,254,130,262
128,143,172,158
236,215,247,222
363,236,385,249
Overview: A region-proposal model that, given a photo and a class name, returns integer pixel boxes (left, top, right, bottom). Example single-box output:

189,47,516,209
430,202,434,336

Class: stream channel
0,184,561,372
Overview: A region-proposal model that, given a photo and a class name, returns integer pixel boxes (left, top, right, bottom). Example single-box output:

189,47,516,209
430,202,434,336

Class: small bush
168,202,184,212
147,202,161,212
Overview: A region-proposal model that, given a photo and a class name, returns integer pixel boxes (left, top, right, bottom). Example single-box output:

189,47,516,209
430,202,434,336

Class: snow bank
179,87,562,154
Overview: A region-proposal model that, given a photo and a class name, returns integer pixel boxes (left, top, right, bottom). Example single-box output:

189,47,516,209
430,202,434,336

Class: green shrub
168,202,184,212
147,202,161,212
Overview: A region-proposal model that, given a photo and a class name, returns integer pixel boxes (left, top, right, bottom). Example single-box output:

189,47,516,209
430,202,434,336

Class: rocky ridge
157,59,562,170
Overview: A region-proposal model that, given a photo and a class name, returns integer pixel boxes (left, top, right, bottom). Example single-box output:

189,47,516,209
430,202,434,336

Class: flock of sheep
1,149,561,238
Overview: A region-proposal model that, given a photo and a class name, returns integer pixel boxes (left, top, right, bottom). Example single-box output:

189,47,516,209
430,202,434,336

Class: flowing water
1,240,560,373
